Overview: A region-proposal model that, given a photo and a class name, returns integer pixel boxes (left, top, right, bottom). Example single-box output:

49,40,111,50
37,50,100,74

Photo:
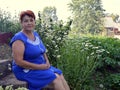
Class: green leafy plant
57,36,120,90
57,37,103,90
104,73,120,90
0,85,27,90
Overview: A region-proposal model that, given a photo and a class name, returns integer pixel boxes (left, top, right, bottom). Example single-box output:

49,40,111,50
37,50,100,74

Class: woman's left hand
46,61,50,68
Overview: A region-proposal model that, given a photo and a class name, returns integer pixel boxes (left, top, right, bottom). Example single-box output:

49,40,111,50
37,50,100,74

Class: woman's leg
60,74,70,90
52,73,66,90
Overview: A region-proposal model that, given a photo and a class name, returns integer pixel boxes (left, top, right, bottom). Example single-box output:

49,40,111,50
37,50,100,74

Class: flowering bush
36,15,72,66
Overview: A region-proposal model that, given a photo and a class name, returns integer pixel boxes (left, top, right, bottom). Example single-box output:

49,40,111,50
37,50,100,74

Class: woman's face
21,15,35,31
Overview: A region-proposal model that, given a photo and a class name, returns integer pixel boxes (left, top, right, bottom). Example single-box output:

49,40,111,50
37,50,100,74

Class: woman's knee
53,74,62,84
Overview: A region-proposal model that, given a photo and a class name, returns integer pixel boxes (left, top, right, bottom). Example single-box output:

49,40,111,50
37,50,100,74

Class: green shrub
57,36,120,90
57,37,106,90
84,36,120,90
104,73,120,90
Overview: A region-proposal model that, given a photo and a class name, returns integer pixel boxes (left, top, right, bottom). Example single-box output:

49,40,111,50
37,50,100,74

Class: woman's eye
24,20,28,22
23,19,34,23
30,19,34,22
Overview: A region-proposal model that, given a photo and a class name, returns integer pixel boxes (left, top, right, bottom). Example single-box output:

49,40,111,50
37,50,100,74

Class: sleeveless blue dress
10,31,62,90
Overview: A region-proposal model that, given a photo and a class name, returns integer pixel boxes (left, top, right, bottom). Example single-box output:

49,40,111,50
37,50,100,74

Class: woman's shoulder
12,31,26,41
14,31,23,37
10,31,26,47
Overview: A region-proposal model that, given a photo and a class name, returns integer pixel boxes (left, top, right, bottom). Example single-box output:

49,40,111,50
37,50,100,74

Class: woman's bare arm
43,53,50,67
12,40,49,70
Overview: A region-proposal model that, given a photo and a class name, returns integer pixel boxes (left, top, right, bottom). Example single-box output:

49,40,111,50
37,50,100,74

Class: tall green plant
0,9,12,32
0,8,21,34
57,37,106,90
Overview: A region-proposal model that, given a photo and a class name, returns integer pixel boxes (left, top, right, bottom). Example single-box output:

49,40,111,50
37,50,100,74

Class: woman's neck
22,29,35,41
22,29,33,35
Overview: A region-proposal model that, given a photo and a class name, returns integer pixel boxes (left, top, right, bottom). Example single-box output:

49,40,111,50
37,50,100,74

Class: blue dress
10,31,62,90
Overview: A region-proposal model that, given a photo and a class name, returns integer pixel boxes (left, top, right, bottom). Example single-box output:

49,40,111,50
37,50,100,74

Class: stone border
0,59,12,79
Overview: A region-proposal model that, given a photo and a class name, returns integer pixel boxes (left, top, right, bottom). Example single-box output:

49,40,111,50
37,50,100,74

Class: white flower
99,84,104,88
57,55,61,58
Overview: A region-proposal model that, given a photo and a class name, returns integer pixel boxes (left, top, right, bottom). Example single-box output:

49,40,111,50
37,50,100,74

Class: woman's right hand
40,64,50,70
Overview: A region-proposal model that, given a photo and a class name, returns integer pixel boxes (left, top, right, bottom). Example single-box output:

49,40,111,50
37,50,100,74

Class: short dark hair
19,10,36,22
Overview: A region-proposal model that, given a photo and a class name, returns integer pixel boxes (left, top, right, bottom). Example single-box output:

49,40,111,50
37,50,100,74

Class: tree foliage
41,6,58,26
68,0,105,35
110,13,119,23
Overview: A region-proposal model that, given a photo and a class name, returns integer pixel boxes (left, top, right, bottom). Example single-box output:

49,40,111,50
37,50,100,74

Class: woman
10,10,70,90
